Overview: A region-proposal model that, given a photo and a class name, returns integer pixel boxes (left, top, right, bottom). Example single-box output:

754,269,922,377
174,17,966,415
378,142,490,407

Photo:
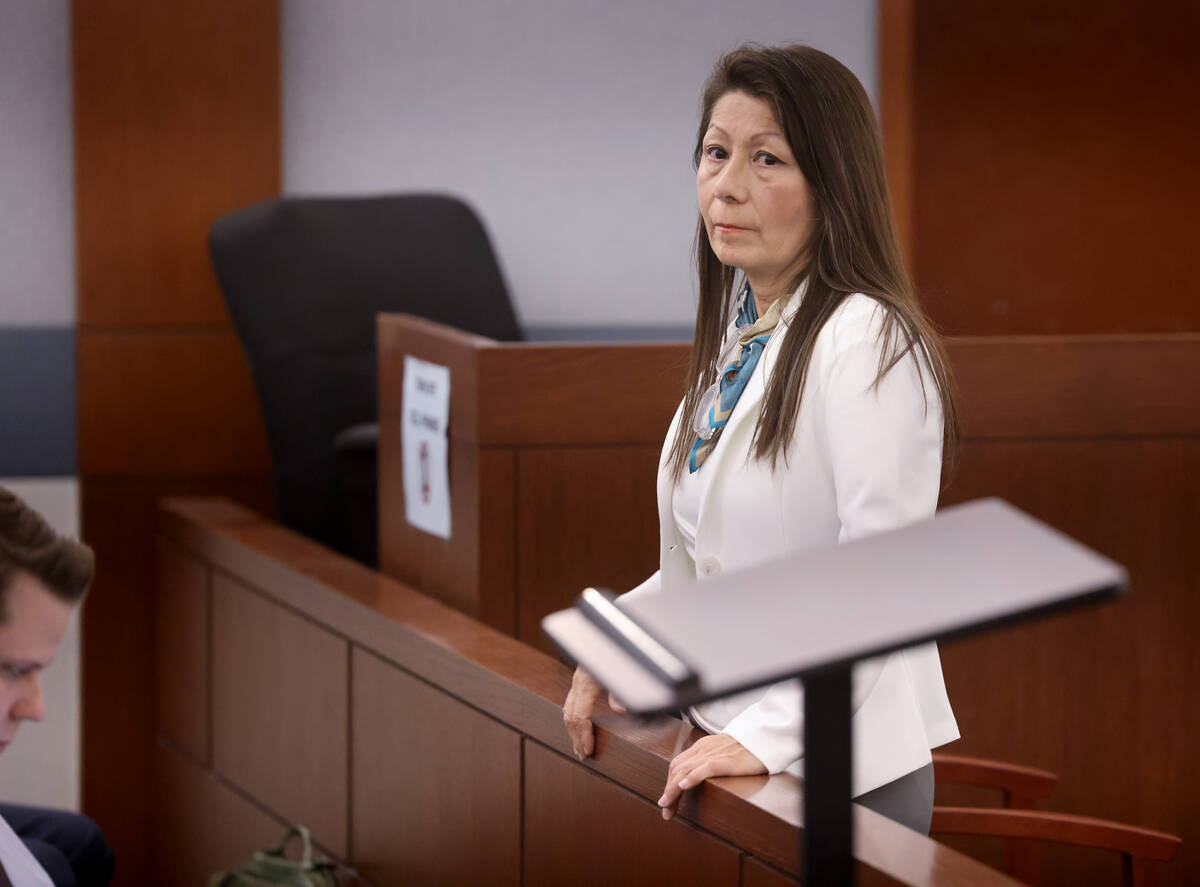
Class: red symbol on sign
419,440,431,504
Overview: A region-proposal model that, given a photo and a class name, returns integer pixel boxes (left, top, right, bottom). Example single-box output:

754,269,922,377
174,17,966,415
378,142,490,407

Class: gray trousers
854,762,935,834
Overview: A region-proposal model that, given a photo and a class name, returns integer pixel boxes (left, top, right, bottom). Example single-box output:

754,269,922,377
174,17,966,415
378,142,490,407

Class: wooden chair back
931,753,1181,886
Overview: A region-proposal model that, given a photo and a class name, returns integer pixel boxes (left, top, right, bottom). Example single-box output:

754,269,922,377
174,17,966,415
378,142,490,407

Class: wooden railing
372,320,1200,885
153,497,1018,886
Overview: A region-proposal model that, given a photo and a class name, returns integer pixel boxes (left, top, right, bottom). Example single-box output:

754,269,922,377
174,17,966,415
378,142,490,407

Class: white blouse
670,459,703,561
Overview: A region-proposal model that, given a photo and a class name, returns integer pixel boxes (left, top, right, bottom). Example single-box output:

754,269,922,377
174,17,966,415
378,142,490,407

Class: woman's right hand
562,666,626,760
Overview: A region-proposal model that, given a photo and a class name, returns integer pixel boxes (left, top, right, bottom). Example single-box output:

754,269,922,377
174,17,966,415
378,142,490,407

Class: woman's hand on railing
658,733,767,821
562,666,626,760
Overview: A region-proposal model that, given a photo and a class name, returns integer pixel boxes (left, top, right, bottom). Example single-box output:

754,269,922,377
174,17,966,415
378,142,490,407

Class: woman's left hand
658,733,767,820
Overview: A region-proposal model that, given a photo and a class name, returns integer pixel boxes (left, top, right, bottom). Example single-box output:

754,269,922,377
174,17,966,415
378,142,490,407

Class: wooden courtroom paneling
377,318,1197,884
523,740,742,887
351,648,521,887
515,446,662,652
938,440,1198,886
378,419,517,632
81,475,273,883
156,505,788,876
155,539,211,763
937,442,1140,878
889,6,1200,866
211,573,349,858
73,0,280,328
73,1,280,881
1135,439,1200,863
742,814,1020,887
76,331,271,477
929,337,1200,887
153,741,288,887
157,497,1024,887
908,0,1200,336
377,315,686,637
878,0,915,266
465,344,689,446
377,315,689,446
742,856,798,887
945,335,1200,439
742,852,920,887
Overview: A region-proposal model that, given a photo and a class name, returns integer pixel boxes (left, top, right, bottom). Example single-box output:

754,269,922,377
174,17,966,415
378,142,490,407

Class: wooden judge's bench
151,316,1199,885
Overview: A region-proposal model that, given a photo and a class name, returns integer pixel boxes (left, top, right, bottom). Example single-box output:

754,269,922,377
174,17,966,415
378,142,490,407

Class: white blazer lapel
655,401,690,585
693,292,803,541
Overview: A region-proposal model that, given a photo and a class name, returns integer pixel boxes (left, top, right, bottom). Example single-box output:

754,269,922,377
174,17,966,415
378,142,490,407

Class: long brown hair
667,44,958,479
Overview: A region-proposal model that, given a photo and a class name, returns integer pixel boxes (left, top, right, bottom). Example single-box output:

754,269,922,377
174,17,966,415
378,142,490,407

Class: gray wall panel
524,324,692,343
0,327,76,476
0,0,75,327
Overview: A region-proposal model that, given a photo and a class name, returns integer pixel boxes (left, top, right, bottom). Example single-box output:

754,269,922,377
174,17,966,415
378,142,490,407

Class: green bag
208,825,342,887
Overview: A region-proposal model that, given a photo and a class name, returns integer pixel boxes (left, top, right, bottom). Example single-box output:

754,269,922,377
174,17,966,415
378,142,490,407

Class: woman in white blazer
562,44,960,833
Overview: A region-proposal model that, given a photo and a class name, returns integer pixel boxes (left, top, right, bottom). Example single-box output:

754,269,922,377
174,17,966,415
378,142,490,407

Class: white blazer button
700,556,721,576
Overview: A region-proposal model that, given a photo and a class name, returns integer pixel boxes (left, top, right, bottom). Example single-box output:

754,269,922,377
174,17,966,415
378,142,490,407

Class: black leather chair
209,194,522,566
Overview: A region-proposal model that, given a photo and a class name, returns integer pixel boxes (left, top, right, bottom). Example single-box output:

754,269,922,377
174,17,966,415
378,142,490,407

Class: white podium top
543,498,1127,715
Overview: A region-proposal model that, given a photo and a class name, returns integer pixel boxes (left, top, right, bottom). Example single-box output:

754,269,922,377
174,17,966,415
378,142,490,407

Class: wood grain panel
153,740,288,887
211,573,349,857
523,739,741,887
1135,438,1200,868
377,316,685,639
742,854,912,887
852,803,1025,887
159,501,799,872
935,338,1200,887
946,335,1200,439
378,418,516,632
743,855,797,887
378,315,689,445
83,475,272,886
516,446,661,652
156,497,1042,886
351,647,521,886
879,0,915,266
477,447,520,633
377,316,487,429
468,344,689,446
938,437,1189,885
73,0,280,327
77,331,271,476
741,854,919,887
910,0,1200,336
73,3,281,884
155,539,210,762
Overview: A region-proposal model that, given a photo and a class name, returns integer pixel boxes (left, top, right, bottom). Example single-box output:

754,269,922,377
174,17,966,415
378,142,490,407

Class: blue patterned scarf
688,285,786,472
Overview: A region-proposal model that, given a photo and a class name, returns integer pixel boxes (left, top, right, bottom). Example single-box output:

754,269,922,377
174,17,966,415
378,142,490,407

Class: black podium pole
803,666,854,885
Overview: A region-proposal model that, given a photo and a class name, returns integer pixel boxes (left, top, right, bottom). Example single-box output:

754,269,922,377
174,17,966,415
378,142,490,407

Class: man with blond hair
0,487,112,887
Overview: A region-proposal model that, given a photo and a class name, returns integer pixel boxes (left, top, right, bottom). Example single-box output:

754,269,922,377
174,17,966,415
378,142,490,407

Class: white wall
283,0,877,328
0,0,75,327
